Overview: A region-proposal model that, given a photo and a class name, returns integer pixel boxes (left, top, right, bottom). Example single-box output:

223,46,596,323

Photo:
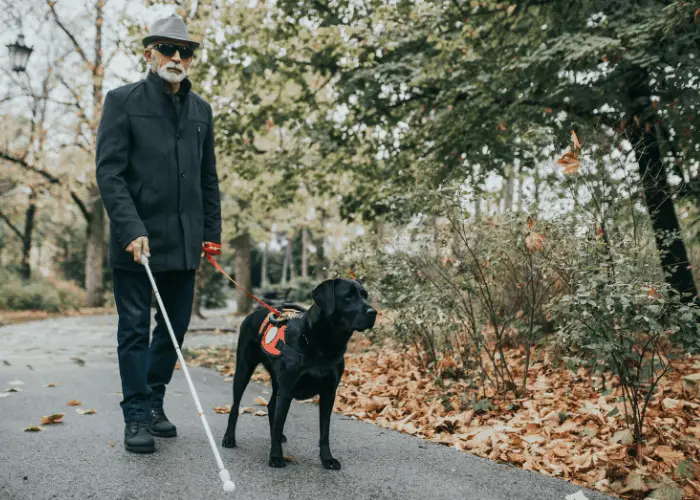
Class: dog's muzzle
355,307,377,331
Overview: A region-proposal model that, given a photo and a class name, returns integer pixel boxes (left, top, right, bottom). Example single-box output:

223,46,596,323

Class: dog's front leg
319,386,341,470
268,391,292,468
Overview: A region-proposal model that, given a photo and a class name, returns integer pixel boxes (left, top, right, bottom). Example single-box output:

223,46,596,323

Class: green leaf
676,460,695,480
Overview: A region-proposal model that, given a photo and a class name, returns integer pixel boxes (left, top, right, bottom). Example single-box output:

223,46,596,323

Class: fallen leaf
40,413,65,425
5,388,21,393
570,130,581,150
47,383,57,388
66,400,82,406
240,406,255,415
255,396,268,406
214,406,231,414
24,425,44,432
108,441,116,447
557,151,580,175
224,377,233,382
649,481,684,500
611,428,633,446
76,408,96,415
655,446,684,461
527,215,536,230
620,471,649,494
525,232,545,253
662,398,681,411
284,455,297,463
254,410,268,417
676,460,695,480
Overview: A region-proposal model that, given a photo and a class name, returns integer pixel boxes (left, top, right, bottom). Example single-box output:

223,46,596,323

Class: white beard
151,58,187,84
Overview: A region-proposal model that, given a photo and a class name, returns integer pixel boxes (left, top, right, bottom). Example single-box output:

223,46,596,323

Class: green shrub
0,269,87,312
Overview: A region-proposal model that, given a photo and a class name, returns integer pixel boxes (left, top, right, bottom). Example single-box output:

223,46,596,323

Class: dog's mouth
351,314,377,332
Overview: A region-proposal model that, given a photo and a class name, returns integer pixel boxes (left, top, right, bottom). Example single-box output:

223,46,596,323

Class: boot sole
125,443,155,453
150,428,177,438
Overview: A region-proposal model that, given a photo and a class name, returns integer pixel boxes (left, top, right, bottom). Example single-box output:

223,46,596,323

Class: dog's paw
268,456,286,468
322,458,342,470
221,436,236,448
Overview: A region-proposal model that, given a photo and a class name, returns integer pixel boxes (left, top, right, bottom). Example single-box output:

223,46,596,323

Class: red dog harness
258,310,305,363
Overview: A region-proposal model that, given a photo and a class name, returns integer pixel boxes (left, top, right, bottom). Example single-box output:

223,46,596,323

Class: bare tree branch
53,72,90,124
0,150,91,221
46,0,92,68
0,210,24,239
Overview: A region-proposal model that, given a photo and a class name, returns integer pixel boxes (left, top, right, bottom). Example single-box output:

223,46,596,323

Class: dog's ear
312,279,338,318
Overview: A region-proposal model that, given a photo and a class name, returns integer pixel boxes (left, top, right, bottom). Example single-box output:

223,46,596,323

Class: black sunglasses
153,43,194,59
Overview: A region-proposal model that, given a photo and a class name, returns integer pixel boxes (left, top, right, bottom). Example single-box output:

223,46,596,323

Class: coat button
177,134,182,140
180,172,186,178
180,210,184,216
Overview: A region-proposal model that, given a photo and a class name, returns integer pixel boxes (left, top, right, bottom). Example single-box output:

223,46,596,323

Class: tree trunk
504,166,514,213
288,234,296,281
474,197,481,220
628,71,697,302
314,208,327,281
261,242,269,288
516,165,523,213
281,239,289,285
20,189,38,280
301,228,309,278
232,232,253,314
634,129,697,302
85,191,105,307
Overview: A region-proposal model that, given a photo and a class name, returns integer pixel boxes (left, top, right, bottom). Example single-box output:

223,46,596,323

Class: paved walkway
0,311,615,500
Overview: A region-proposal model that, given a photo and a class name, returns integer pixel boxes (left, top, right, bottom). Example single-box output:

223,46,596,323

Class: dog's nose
367,308,377,319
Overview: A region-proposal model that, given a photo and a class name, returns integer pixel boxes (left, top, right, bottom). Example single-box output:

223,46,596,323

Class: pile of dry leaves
183,339,700,500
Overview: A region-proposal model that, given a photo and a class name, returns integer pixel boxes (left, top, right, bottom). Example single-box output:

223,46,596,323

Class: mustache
163,61,185,72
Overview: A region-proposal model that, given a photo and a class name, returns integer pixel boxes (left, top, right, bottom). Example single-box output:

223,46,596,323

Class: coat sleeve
95,89,148,249
201,102,222,244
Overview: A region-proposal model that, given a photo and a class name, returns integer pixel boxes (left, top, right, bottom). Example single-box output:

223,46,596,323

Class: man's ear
312,279,337,318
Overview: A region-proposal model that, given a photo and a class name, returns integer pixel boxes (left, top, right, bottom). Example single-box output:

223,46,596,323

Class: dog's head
311,278,377,334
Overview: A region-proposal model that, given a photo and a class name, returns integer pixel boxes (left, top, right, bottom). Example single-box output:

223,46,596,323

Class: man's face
145,40,193,84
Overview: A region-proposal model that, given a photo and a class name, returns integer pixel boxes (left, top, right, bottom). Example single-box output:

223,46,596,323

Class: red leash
202,243,281,316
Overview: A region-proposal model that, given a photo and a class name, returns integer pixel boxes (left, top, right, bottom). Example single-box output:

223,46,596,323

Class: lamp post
6,34,33,73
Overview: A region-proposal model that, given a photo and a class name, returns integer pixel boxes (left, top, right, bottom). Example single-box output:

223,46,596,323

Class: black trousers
112,269,195,423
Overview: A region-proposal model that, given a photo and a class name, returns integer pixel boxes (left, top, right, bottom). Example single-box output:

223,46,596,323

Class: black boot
125,421,154,453
151,407,177,437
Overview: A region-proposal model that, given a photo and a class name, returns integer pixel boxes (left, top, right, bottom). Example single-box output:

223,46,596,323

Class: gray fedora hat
142,15,200,49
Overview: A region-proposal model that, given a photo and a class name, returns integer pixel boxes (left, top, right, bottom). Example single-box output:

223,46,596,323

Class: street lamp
6,34,33,73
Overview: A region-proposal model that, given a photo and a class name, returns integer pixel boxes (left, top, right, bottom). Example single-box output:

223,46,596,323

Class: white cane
141,254,235,493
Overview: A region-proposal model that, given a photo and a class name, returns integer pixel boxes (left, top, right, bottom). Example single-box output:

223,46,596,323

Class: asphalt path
0,315,616,500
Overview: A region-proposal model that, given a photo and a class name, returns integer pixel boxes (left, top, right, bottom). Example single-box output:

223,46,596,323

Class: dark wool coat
96,71,222,272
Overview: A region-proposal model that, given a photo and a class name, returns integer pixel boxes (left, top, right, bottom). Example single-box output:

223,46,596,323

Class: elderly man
96,15,222,454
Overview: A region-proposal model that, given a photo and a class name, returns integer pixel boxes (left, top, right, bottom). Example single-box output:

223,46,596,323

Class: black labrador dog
221,278,377,469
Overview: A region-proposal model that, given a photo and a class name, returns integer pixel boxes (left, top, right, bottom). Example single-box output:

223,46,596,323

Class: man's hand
202,241,221,256
126,236,150,263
